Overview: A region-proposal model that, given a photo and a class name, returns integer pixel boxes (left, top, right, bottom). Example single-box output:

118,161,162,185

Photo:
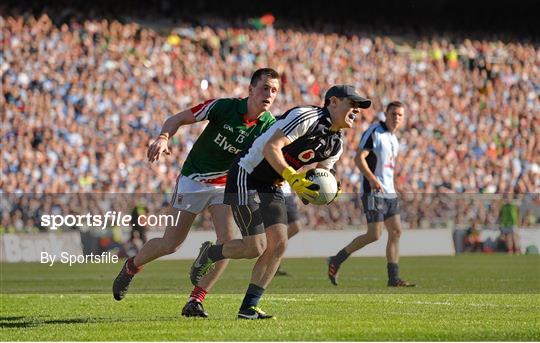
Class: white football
305,168,339,205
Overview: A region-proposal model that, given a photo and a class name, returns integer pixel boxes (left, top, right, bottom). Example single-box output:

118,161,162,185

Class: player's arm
160,109,197,138
262,129,292,176
354,147,384,193
316,143,342,171
147,109,197,163
262,129,319,200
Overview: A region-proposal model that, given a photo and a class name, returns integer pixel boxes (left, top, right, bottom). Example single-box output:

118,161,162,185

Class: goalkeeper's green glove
281,166,320,202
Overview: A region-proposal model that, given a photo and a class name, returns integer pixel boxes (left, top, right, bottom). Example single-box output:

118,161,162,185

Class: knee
388,228,402,240
366,230,382,243
163,241,182,255
245,239,266,258
270,238,288,257
216,231,235,245
288,224,300,237
216,225,236,244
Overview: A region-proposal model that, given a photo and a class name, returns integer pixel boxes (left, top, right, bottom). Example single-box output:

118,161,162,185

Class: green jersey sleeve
190,98,230,123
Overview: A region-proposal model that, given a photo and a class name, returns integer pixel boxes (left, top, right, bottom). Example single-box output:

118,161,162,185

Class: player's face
329,97,360,130
249,76,280,112
386,106,404,132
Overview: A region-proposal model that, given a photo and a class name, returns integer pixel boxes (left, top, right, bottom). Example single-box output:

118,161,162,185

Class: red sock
189,286,208,303
126,257,143,275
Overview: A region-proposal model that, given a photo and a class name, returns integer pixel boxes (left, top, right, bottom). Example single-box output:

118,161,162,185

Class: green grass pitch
1,254,539,341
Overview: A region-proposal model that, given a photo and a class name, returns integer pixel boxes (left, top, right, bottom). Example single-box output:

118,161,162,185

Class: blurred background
1,0,539,260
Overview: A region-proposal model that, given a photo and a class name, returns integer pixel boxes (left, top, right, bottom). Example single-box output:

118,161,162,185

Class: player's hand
147,135,171,163
300,183,321,205
368,178,384,193
281,166,320,202
327,181,342,205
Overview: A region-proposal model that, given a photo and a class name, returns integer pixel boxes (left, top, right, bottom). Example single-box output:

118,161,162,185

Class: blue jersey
358,121,399,197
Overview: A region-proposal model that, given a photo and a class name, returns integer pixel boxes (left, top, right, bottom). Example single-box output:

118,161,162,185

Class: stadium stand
1,1,538,236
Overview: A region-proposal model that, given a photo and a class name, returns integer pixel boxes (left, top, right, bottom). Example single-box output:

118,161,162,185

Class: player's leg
277,195,301,276
190,164,266,262
327,222,383,285
114,176,206,301
183,205,234,316
287,220,301,239
384,212,415,287
190,164,270,277
249,223,288,287
113,208,196,301
285,194,301,239
189,203,268,286
385,214,401,264
182,204,235,317
504,233,514,254
214,204,268,259
344,222,384,253
512,230,521,254
274,220,299,277
196,204,235,291
384,214,403,284
236,222,287,320
134,209,196,266
135,175,211,267
327,194,386,285
508,229,521,254
237,192,288,319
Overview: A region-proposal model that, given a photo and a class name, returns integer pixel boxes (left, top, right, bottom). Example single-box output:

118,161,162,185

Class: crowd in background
1,13,539,234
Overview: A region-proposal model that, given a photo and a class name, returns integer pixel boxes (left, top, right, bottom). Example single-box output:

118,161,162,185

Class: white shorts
170,176,225,214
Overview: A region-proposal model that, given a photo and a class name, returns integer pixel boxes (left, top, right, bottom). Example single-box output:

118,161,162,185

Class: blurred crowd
1,13,539,233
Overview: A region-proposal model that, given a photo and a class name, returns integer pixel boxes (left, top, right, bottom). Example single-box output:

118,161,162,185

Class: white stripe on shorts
237,168,242,205
242,168,248,205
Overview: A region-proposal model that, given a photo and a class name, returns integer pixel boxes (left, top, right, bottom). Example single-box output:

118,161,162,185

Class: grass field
1,255,539,341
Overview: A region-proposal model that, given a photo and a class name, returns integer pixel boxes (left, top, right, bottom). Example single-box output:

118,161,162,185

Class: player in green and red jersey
112,68,280,318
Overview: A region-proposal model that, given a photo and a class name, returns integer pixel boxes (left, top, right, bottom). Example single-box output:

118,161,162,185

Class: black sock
207,244,225,262
333,248,350,266
387,262,399,282
240,283,265,311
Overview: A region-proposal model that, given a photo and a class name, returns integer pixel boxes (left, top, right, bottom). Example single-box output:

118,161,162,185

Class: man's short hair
323,98,332,107
250,68,280,87
386,101,405,113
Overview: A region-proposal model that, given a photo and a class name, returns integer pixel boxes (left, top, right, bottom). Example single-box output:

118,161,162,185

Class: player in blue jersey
328,101,415,287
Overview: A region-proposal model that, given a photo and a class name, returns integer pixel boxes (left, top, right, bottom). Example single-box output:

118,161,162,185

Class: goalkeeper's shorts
224,165,287,236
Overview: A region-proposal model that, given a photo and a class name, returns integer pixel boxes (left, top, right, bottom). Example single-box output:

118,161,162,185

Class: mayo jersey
181,98,276,185
358,121,399,197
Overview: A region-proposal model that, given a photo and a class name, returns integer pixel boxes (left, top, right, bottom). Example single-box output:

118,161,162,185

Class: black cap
324,85,371,109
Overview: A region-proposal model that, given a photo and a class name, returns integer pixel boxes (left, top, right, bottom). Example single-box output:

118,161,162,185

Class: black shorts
361,194,400,223
285,195,300,224
224,165,287,236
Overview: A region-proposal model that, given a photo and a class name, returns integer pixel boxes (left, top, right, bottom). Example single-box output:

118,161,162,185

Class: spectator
498,194,522,254
1,11,538,232
463,221,483,253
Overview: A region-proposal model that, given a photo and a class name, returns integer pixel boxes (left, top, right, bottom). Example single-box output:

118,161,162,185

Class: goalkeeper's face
249,76,280,113
329,97,361,130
